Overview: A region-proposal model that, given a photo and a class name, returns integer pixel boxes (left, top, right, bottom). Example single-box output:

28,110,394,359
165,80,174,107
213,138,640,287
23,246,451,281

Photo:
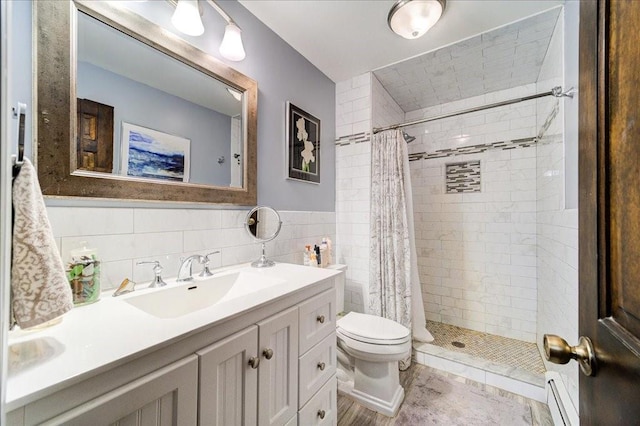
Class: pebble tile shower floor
426,321,546,376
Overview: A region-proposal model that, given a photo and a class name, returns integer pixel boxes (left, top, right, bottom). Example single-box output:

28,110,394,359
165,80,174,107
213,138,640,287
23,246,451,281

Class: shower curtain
369,129,433,370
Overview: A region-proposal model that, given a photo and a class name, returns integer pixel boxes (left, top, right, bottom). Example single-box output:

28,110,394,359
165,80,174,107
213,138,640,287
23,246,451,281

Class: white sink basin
123,271,286,319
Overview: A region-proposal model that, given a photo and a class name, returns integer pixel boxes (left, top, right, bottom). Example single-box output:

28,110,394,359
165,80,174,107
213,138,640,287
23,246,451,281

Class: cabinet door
198,326,259,426
258,307,299,426
37,355,198,426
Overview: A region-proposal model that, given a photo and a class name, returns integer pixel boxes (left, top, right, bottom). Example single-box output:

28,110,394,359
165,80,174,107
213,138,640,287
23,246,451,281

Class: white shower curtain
369,129,433,370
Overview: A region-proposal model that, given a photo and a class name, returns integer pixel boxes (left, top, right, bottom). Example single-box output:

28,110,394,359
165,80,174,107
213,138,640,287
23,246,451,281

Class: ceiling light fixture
388,0,446,40
171,0,246,61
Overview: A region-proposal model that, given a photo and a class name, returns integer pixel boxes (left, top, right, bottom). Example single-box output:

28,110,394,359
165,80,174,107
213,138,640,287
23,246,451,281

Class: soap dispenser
66,242,101,306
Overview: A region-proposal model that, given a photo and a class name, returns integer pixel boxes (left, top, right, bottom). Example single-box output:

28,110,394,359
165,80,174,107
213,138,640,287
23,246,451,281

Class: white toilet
329,265,411,417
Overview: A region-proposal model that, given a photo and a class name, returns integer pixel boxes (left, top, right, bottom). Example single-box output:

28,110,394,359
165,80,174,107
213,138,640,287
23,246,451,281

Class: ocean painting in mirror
121,122,190,182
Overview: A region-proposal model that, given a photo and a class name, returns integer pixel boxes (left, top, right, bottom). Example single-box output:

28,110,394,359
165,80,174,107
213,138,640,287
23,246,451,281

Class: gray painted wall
11,0,336,211
78,62,232,186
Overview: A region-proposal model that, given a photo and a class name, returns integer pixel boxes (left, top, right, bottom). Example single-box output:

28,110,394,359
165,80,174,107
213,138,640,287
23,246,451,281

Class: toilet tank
327,264,347,313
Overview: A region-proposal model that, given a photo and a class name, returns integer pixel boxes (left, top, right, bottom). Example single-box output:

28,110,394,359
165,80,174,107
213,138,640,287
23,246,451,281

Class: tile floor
337,363,552,426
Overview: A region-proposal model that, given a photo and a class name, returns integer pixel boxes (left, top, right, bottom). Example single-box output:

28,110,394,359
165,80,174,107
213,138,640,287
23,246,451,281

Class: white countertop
6,262,341,410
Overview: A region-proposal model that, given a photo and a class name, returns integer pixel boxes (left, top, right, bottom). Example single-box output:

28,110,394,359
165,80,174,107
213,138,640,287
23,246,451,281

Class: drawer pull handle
317,361,326,371
263,348,274,360
248,356,260,369
317,409,326,419
317,315,325,324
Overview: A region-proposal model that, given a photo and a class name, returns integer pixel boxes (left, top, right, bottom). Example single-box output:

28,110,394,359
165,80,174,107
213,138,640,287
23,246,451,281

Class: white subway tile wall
48,207,335,291
534,10,580,411
336,73,371,140
372,74,404,129
412,144,538,342
404,84,539,155
335,73,375,313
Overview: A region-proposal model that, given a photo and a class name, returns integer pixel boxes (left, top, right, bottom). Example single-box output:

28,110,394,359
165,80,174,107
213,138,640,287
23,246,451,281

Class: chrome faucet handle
136,260,167,288
200,251,221,277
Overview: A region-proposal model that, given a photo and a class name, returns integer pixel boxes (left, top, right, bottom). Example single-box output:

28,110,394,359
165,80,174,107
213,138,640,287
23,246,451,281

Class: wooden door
198,326,259,426
579,0,640,423
257,307,299,426
76,98,114,173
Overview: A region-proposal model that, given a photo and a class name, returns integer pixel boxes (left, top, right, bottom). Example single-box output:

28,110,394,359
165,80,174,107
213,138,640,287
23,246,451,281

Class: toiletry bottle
314,245,321,267
320,240,328,268
325,237,333,265
67,242,101,306
303,245,311,266
309,250,318,267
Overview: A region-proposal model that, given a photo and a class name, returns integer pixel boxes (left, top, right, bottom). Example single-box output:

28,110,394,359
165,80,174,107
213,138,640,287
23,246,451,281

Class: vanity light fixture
171,0,246,61
171,0,204,36
388,0,446,40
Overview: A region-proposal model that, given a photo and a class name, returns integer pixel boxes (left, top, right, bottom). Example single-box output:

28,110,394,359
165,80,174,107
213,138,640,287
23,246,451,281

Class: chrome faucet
177,254,205,282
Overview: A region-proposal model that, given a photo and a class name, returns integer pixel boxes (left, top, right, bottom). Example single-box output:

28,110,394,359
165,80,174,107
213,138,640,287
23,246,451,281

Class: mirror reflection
75,11,244,188
245,206,282,242
245,206,282,268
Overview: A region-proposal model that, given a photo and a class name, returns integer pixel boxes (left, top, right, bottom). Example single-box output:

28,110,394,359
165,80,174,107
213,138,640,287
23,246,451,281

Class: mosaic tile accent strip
408,136,537,162
446,161,481,194
426,320,546,376
335,131,371,146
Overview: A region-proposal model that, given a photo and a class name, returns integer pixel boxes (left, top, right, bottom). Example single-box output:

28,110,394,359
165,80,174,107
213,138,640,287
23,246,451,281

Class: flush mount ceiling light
171,0,246,61
388,0,446,40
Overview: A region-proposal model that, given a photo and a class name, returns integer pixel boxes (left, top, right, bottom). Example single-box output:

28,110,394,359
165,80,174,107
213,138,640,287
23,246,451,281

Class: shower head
402,131,416,143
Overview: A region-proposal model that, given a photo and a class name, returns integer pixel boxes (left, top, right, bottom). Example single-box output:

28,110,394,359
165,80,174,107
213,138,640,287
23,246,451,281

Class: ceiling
238,0,564,83
373,7,561,112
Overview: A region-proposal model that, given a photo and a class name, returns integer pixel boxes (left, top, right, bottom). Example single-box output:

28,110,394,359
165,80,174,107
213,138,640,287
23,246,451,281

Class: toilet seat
337,312,410,345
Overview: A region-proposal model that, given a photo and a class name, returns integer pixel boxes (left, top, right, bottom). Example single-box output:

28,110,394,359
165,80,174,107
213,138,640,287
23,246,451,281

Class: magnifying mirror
245,206,282,268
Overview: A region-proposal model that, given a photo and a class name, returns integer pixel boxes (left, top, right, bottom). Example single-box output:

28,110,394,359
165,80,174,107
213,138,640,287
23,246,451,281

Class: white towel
11,158,73,329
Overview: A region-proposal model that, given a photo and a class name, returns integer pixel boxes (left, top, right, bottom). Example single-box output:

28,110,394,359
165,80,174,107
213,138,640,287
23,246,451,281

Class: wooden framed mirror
35,0,257,204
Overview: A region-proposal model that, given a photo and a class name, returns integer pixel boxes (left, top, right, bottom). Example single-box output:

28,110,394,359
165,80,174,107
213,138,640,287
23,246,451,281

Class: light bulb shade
219,23,246,61
388,0,445,40
172,0,204,37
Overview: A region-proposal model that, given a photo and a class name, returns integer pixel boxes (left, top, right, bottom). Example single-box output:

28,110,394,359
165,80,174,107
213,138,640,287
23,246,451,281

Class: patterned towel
11,159,73,329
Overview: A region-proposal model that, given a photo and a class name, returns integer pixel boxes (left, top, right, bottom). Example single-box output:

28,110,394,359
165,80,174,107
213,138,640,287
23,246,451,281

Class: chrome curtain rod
373,86,575,134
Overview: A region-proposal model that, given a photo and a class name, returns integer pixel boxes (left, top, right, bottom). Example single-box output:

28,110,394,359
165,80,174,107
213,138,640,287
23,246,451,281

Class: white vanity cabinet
6,268,340,426
198,307,299,426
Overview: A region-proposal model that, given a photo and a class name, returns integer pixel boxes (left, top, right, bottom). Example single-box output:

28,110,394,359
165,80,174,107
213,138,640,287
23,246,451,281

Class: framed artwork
121,122,190,182
286,102,320,184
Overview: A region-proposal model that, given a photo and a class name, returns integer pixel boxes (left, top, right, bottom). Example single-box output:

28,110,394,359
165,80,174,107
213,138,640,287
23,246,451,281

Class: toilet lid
337,312,410,345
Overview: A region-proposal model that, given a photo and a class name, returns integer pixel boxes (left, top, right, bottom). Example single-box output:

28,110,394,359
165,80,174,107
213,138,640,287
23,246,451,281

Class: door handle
543,334,596,376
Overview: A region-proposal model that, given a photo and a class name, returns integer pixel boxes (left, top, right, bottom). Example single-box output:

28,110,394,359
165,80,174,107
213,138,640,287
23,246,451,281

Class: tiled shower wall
334,73,406,314
46,207,335,291
335,73,372,313
535,10,580,411
408,84,540,343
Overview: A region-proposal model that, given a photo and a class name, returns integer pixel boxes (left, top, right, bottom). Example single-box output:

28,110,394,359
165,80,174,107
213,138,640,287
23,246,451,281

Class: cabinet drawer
298,375,337,426
299,289,335,354
299,332,336,407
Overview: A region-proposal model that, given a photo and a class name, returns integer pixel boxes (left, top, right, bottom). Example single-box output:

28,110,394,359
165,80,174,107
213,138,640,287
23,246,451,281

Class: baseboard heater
545,372,579,426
